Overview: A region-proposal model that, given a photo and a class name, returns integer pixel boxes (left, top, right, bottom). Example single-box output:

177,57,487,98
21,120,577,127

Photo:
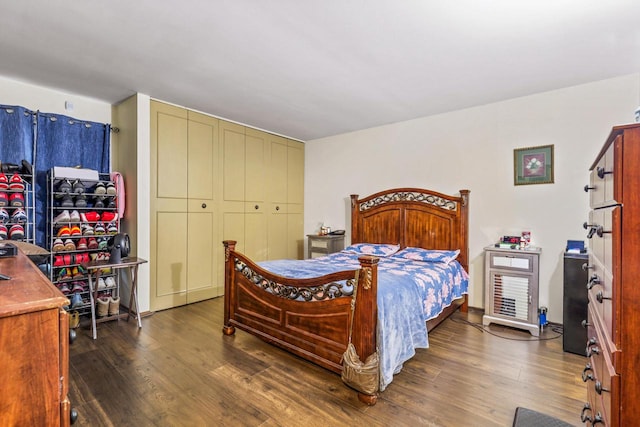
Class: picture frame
514,144,554,185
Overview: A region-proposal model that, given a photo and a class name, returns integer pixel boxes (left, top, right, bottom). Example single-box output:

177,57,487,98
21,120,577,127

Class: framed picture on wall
514,144,554,185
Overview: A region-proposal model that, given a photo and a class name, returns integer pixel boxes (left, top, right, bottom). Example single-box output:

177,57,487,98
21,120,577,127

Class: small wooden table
85,257,147,339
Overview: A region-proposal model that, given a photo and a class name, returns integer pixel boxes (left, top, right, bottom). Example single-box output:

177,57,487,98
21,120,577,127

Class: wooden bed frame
222,188,470,405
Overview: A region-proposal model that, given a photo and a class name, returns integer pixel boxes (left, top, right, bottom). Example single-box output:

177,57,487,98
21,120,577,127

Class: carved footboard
222,241,380,404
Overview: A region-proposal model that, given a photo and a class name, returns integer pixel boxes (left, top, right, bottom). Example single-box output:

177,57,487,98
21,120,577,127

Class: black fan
108,233,130,264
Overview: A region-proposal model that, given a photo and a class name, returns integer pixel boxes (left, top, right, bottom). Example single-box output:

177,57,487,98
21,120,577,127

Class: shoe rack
0,164,35,244
46,169,121,320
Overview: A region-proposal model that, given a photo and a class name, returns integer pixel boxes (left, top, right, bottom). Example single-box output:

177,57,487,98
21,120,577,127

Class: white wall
304,73,640,323
0,76,111,123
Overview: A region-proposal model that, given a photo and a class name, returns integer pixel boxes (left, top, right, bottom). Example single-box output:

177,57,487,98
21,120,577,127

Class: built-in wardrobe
149,100,304,311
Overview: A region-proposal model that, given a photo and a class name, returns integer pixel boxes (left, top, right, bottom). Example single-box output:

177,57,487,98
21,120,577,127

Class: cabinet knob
580,402,592,423
584,184,595,192
581,319,591,328
581,262,593,271
595,291,611,304
594,381,609,395
596,166,612,179
254,205,259,210
70,407,78,424
582,363,594,382
276,206,280,211
202,203,207,209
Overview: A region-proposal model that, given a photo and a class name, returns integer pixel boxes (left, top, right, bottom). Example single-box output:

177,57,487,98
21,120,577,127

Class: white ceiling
0,1,639,141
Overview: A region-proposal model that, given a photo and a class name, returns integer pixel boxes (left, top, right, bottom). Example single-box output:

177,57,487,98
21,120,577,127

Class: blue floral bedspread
258,251,469,391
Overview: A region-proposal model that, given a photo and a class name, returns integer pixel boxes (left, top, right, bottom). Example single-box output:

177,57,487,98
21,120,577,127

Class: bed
222,187,470,405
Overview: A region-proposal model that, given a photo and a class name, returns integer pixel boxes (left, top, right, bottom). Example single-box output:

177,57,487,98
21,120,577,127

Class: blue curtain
34,112,110,246
0,104,35,165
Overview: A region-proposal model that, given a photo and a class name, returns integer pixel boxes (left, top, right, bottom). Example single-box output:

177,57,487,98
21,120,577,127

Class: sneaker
9,192,24,207
0,192,7,207
105,276,116,288
11,208,27,223
75,194,87,208
101,212,118,222
87,237,99,249
60,195,74,208
83,211,100,222
53,255,66,266
0,208,8,222
106,197,116,209
76,237,88,250
0,173,7,190
8,173,25,191
0,224,7,239
57,225,71,237
69,210,81,222
52,238,65,252
70,293,83,309
93,196,105,209
97,277,106,290
98,237,108,250
94,222,105,235
53,210,71,223
58,268,72,281
108,296,120,316
81,223,94,235
93,182,106,195
71,281,84,292
63,239,76,251
106,221,118,234
74,252,89,264
9,224,24,240
69,311,80,329
58,283,71,295
96,296,109,317
72,180,85,194
56,179,72,194
106,182,116,196
70,225,82,236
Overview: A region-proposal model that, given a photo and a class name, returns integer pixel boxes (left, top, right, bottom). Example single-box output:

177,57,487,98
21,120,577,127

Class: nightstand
307,234,345,258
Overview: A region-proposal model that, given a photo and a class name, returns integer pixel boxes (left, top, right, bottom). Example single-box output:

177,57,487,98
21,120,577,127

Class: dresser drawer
588,206,619,275
589,136,617,208
487,251,536,272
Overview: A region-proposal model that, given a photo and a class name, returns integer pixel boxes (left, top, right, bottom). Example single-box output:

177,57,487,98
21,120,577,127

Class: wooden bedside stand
307,234,345,258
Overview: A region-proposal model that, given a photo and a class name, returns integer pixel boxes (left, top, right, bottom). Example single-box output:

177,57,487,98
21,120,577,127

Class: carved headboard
350,188,470,271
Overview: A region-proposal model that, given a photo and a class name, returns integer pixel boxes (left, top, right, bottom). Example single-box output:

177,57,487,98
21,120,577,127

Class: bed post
353,255,379,405
222,240,236,336
350,194,359,243
458,190,470,313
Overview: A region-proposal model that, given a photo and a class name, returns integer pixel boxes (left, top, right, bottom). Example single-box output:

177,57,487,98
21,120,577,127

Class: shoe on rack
11,208,27,223
76,237,88,250
0,208,8,222
105,182,116,196
101,212,118,222
0,192,7,207
69,210,81,222
93,182,106,195
75,194,87,208
96,296,109,317
69,311,80,329
57,225,71,238
0,173,8,190
70,293,83,309
63,239,76,251
53,255,65,266
9,224,24,240
87,237,99,249
70,225,82,236
93,196,105,209
71,281,84,293
20,160,32,177
108,296,120,316
98,237,108,250
0,224,7,239
72,180,85,194
83,211,100,222
97,277,106,290
81,223,94,235
106,197,116,209
56,179,72,195
9,192,24,207
106,221,118,234
105,276,116,288
52,238,65,252
53,210,71,223
8,173,25,191
94,222,105,235
58,283,71,295
58,267,71,281
60,195,74,208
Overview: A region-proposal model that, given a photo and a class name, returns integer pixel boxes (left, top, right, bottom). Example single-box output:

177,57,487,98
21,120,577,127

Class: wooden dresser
582,123,640,426
0,249,73,426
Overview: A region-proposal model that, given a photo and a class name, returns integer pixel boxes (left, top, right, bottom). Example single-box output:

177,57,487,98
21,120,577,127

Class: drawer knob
587,274,601,289
70,407,78,424
202,203,207,209
595,226,610,238
592,412,604,425
586,345,600,358
595,291,611,304
595,382,609,395
596,166,612,179
584,184,595,192
581,262,593,271
254,205,259,210
580,402,592,422
581,319,591,328
582,363,594,382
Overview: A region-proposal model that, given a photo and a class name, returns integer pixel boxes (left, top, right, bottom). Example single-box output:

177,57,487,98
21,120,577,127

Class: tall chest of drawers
581,123,640,426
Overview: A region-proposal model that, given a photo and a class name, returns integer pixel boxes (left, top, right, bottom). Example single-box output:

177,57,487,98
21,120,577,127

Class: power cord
449,313,563,341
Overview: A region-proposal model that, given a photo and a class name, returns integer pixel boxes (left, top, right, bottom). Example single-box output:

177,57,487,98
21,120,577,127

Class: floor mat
512,407,573,427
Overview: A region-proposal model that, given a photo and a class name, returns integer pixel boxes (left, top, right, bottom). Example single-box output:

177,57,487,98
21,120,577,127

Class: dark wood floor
69,298,586,426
